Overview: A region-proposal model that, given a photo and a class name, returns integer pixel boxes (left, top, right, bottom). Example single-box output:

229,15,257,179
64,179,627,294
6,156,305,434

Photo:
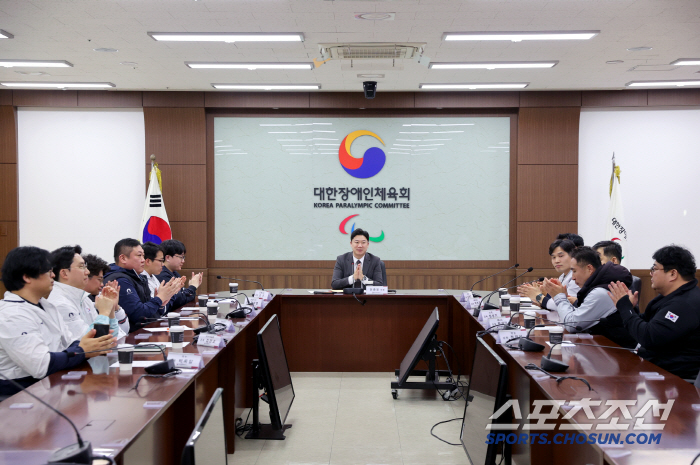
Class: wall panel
582,90,647,107
205,92,310,108
144,108,206,164
0,90,11,106
647,89,700,106
0,164,17,222
415,91,519,108
518,107,580,165
151,164,207,222
519,91,581,108
169,222,207,269
13,90,78,107
309,92,414,109
517,222,578,269
0,106,16,163
517,165,577,222
143,92,205,108
78,91,142,108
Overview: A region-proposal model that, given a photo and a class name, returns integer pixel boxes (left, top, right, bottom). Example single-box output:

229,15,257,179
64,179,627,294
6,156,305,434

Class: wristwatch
536,293,545,305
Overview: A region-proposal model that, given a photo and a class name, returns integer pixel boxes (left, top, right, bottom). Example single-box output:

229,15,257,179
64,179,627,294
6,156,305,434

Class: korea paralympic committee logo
339,130,386,179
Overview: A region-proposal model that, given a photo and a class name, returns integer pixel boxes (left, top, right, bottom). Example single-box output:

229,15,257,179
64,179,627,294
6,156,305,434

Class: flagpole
150,154,156,172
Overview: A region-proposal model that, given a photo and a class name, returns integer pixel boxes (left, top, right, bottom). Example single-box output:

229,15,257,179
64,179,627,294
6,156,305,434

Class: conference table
0,289,698,465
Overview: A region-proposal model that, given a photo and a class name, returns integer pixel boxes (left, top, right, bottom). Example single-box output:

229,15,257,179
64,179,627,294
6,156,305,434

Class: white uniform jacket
0,292,76,380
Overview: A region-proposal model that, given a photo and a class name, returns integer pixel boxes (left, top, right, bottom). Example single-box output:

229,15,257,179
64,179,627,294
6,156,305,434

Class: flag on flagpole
605,154,627,265
140,162,172,244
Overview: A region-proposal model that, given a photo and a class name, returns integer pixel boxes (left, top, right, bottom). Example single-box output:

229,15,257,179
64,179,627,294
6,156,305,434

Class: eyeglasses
650,265,666,273
174,254,186,260
153,258,165,263
71,264,89,271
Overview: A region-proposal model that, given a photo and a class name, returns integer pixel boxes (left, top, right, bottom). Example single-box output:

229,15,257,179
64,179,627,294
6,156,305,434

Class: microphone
514,319,606,352
541,341,636,372
477,267,533,314
216,275,265,291
469,263,519,295
0,372,93,464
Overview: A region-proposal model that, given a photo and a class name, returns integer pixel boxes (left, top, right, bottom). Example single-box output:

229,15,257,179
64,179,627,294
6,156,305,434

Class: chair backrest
695,370,700,389
631,276,642,312
380,261,387,287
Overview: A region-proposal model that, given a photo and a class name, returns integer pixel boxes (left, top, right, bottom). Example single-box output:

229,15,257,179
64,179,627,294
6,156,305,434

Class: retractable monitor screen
397,308,439,386
460,336,508,465
258,314,295,429
181,387,227,465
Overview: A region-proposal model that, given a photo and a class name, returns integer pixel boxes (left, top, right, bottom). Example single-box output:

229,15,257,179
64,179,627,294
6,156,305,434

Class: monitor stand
391,338,455,399
245,360,292,440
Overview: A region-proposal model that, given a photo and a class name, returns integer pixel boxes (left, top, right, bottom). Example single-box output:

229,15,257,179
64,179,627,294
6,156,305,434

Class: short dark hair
593,240,622,263
83,254,110,278
114,238,141,263
50,245,83,280
557,233,584,247
548,239,576,256
1,246,52,291
160,239,186,258
652,245,696,281
350,228,369,242
142,242,163,261
570,246,602,270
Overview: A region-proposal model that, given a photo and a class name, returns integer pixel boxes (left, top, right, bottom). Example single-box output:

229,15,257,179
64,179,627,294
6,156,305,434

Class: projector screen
214,116,511,261
18,108,145,262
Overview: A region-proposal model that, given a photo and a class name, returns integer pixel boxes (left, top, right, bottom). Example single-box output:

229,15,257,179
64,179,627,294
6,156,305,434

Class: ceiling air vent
319,43,426,60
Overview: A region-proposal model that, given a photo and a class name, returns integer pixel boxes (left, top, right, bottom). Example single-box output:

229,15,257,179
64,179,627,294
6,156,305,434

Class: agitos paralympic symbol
338,130,386,179
339,214,385,242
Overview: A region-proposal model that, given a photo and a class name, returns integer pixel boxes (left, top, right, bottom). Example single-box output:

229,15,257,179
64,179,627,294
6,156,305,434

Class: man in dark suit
331,228,384,289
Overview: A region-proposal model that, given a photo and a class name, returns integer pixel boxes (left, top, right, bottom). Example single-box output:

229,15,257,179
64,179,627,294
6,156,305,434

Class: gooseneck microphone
0,372,93,464
541,341,636,372
477,267,534,313
469,263,519,295
216,275,265,291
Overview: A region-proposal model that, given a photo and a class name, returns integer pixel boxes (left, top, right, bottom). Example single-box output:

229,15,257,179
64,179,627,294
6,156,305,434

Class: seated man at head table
541,246,632,341
103,238,180,331
0,246,116,397
608,245,700,380
155,239,203,310
519,239,580,310
83,253,130,336
331,228,384,290
46,245,122,341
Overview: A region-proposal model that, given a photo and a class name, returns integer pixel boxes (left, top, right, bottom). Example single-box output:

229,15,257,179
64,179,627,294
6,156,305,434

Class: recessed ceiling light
443,31,599,42
93,48,118,52
120,61,138,66
606,60,624,64
0,82,115,89
357,74,385,79
626,80,700,87
149,32,304,43
211,83,320,90
354,13,395,20
0,30,13,39
0,60,72,68
670,59,700,66
419,83,528,90
430,61,557,70
14,71,49,76
627,46,652,52
187,62,312,70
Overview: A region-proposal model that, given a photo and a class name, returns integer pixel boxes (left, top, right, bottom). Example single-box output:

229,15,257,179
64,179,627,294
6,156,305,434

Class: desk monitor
460,336,509,465
246,314,294,439
181,387,227,465
397,308,439,386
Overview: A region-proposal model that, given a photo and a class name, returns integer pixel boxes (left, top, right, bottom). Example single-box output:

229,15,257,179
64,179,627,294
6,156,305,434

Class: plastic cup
117,345,134,372
198,295,208,307
167,312,180,327
170,326,185,349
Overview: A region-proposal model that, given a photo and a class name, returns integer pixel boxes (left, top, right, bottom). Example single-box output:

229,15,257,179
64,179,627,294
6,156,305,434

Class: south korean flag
665,311,679,323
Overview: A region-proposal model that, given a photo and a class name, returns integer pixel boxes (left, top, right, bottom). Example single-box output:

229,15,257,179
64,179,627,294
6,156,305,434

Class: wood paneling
77,91,142,108
143,92,205,108
169,221,206,269
0,90,11,106
518,107,580,164
0,221,18,270
0,164,18,221
415,91,520,108
647,89,700,106
309,92,414,109
581,90,648,107
153,164,207,221
519,91,582,107
12,90,78,107
205,92,310,108
144,108,206,164
517,165,577,221
516,222,578,269
0,106,16,163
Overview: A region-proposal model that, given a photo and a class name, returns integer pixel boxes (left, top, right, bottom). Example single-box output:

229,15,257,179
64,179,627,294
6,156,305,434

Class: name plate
478,309,501,323
366,286,388,295
167,352,203,369
253,290,273,309
497,328,528,345
198,334,225,348
215,318,236,333
486,317,511,330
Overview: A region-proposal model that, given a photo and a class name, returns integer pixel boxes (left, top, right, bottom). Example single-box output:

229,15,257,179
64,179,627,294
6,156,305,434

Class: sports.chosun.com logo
338,130,386,179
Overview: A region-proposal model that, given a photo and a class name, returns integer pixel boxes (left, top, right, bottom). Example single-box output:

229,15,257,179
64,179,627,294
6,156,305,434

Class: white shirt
47,281,108,341
141,271,161,298
0,291,75,380
347,254,366,285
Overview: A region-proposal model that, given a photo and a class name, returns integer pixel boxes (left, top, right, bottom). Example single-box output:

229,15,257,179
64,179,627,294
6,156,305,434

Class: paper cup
510,295,521,315
117,345,134,372
549,326,564,345
170,326,185,349
498,288,508,297
207,301,219,322
198,295,208,307
167,312,180,327
500,295,510,315
229,282,239,296
523,310,536,329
